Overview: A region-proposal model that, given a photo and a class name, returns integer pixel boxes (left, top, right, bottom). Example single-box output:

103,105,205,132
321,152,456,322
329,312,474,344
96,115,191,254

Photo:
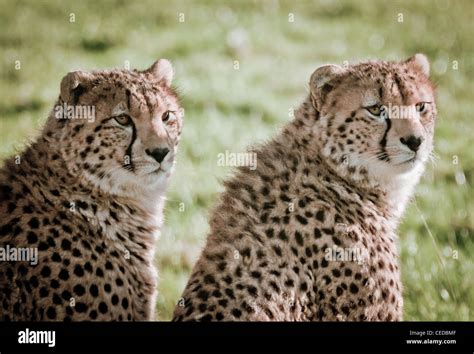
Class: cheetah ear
309,64,346,108
406,53,430,77
60,71,94,105
147,59,174,86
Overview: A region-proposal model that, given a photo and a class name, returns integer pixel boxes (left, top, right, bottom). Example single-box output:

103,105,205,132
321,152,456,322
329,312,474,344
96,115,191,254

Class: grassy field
0,0,472,321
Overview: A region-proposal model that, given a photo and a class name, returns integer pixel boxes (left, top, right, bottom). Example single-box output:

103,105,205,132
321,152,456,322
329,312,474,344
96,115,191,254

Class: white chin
389,159,421,175
141,169,171,188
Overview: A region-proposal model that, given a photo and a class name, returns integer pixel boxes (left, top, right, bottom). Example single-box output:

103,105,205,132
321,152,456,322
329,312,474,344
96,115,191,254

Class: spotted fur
0,59,183,321
173,54,436,321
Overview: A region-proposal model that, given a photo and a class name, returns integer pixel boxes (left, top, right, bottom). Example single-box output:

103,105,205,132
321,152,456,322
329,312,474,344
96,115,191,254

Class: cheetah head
309,54,436,192
45,59,183,198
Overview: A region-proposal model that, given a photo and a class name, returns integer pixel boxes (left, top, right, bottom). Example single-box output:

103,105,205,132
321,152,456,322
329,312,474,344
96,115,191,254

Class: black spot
316,210,325,222
225,288,235,299
38,241,49,251
121,298,129,310
73,265,84,277
350,283,359,294
231,308,242,318
198,303,207,312
98,302,108,314
72,248,82,257
50,279,60,289
89,284,99,297
251,271,261,279
272,245,282,257
0,223,13,236
58,269,69,280
83,262,93,273
295,215,308,225
40,266,51,277
28,218,39,229
60,290,72,302
39,287,49,297
295,231,304,246
265,229,274,238
62,224,72,233
314,228,322,238
75,302,88,313
342,306,350,316
27,232,38,244
203,274,215,284
212,289,222,298
52,252,61,262
73,284,86,296
112,295,119,305
22,205,33,213
278,230,288,241
197,290,209,301
46,307,56,319
269,281,280,293
61,239,72,250
53,293,62,304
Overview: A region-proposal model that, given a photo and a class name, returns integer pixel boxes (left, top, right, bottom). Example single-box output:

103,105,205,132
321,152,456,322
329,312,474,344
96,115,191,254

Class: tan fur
173,55,436,321
0,59,183,321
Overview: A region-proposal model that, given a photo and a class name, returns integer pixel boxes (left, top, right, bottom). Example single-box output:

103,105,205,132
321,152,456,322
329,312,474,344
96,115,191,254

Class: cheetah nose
146,147,170,163
400,135,423,152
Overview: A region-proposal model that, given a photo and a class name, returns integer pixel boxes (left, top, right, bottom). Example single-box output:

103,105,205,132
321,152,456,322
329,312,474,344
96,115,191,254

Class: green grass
0,0,472,321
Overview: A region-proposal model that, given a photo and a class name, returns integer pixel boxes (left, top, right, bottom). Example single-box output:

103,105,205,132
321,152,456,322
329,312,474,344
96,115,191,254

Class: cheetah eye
162,111,175,123
415,102,426,112
114,114,132,126
365,105,383,117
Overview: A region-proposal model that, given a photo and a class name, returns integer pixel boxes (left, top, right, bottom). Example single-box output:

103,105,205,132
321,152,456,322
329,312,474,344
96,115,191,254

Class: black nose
146,147,170,163
400,135,423,152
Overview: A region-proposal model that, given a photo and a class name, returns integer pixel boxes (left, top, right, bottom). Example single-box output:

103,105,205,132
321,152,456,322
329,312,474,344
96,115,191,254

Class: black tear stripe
123,88,136,171
124,124,137,172
125,89,131,110
378,117,392,162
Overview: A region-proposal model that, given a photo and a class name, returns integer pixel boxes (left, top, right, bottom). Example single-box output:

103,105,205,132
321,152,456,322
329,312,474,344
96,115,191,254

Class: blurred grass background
0,0,472,321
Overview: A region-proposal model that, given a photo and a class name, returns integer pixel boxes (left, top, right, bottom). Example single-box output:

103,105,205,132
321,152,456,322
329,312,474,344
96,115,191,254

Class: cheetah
0,59,183,321
173,54,436,321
